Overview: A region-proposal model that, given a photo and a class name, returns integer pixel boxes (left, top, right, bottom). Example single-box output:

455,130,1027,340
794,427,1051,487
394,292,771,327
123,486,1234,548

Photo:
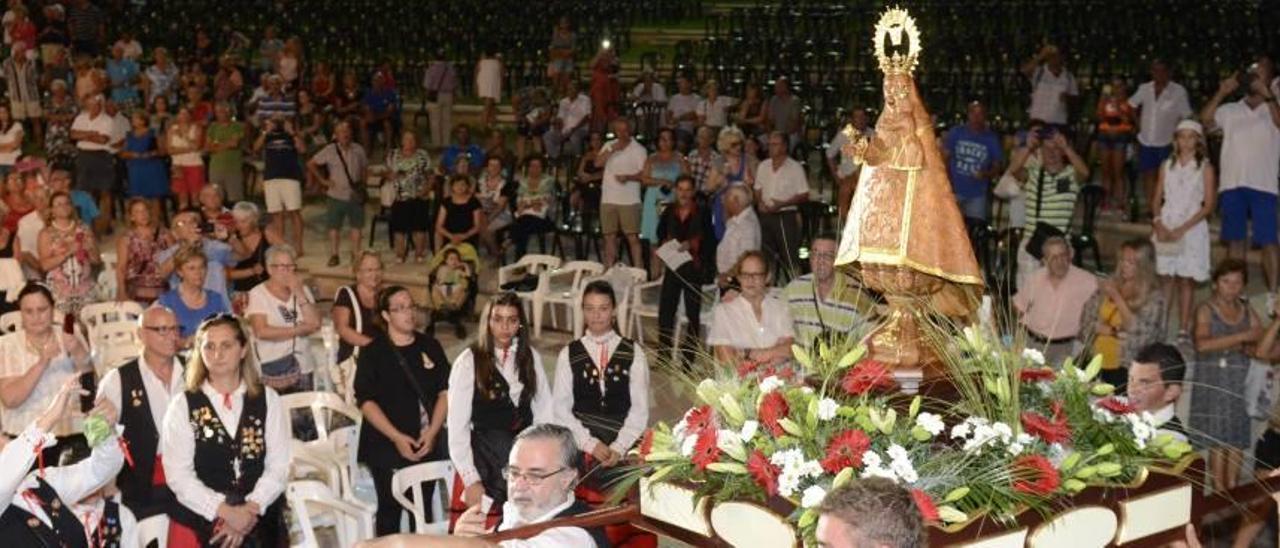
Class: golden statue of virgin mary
837,7,983,369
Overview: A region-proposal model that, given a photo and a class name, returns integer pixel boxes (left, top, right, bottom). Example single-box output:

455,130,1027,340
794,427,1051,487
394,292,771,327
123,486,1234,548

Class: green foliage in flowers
618,324,1195,542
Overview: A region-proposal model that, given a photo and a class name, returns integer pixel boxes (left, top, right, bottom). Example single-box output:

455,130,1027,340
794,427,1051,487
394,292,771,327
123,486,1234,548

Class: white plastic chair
287,479,376,548
280,391,363,442
0,310,20,334
281,392,365,501
79,301,144,340
390,460,455,534
533,260,604,337
95,251,118,301
627,278,664,343
136,514,168,548
496,254,561,318
90,320,140,374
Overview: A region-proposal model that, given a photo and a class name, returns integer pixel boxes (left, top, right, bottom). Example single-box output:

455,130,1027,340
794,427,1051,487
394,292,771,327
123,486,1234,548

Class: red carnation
841,360,898,396
1010,455,1061,496
820,429,872,474
638,429,655,458
691,429,721,471
758,391,790,437
911,489,940,523
747,450,781,496
1020,368,1056,383
737,359,761,378
685,405,715,435
1097,397,1136,415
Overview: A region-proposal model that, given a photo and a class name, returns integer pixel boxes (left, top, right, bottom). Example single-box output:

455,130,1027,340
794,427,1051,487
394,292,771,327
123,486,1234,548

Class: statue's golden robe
835,74,984,290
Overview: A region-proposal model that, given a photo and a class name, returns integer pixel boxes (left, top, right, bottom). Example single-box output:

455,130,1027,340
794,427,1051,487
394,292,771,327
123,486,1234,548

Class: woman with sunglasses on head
156,246,232,345
245,244,319,395
161,315,290,548
447,292,553,530
356,285,451,536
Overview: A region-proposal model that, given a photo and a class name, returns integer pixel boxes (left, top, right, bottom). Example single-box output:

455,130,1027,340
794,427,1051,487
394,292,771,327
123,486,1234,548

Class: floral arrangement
624,325,1194,542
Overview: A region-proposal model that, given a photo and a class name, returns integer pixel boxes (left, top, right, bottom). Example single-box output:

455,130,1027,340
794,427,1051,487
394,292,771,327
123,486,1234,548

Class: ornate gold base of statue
835,7,983,377
862,264,942,369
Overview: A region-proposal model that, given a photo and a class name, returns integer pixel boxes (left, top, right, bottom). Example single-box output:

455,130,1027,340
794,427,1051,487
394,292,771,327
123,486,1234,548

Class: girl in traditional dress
447,292,552,529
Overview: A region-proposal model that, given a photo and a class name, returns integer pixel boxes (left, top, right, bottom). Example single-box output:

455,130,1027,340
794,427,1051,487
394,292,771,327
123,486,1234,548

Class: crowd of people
0,1,1274,546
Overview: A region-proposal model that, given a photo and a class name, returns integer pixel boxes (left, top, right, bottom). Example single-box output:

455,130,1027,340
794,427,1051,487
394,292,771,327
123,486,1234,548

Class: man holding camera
254,114,307,258
1202,57,1280,307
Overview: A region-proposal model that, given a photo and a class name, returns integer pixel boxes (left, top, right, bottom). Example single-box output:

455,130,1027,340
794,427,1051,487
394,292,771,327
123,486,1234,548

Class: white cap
1175,119,1203,136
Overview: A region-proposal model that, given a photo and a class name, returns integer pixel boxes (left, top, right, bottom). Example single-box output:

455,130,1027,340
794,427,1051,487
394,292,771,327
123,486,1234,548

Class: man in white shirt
826,107,872,221
97,305,185,519
360,423,607,548
665,76,700,149
716,184,761,280
1021,45,1078,128
630,71,666,104
1129,59,1193,206
1201,61,1280,296
754,131,810,276
69,94,117,233
542,80,591,160
16,181,47,279
595,117,647,268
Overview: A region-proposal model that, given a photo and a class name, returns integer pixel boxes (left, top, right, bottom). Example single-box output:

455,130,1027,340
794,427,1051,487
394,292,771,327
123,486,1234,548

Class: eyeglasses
142,325,181,334
269,263,298,270
501,466,568,486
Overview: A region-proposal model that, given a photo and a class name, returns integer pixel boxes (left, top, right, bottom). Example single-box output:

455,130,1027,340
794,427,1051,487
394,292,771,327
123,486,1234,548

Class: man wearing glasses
156,209,236,307
361,423,608,547
95,305,184,521
785,234,875,351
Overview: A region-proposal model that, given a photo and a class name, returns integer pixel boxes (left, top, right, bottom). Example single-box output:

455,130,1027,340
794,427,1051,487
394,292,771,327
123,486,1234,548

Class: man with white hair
358,423,608,548
716,184,762,283
1012,236,1098,367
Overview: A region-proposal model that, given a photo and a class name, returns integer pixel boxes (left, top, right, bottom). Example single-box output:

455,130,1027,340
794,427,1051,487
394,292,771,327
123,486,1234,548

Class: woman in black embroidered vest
447,292,553,530
0,377,124,548
356,285,450,536
161,315,290,548
552,280,654,547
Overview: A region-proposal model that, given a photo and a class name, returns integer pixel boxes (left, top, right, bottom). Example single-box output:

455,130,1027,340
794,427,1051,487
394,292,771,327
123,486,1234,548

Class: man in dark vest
96,305,185,519
359,423,609,548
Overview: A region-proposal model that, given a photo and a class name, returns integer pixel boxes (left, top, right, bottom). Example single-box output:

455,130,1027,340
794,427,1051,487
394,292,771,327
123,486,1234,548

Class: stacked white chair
287,479,375,547
390,460,455,534
496,254,561,319
532,260,604,337
79,301,145,340
89,320,140,374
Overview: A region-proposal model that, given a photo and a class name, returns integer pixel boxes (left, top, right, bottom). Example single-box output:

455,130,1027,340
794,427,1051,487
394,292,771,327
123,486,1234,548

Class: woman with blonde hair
706,125,756,239
37,190,100,315
1080,238,1167,387
161,315,289,547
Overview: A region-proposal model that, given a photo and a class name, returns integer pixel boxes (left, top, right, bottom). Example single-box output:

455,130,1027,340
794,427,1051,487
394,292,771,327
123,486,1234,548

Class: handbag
994,172,1022,199
333,142,367,204
1246,357,1278,420
331,286,362,401
1024,168,1065,261
1153,238,1184,257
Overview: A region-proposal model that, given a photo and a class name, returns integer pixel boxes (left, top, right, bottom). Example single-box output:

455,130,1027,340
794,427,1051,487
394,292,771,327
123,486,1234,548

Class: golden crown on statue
873,7,921,75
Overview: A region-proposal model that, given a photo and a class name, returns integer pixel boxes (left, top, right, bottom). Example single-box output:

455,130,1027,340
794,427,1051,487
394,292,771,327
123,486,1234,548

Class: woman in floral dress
37,191,101,315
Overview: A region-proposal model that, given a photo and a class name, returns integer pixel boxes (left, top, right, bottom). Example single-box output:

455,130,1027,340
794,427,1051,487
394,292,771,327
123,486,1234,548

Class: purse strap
389,340,435,413
332,142,358,187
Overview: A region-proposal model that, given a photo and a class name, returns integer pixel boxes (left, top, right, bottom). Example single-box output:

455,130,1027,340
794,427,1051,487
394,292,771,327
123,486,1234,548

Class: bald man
96,305,185,519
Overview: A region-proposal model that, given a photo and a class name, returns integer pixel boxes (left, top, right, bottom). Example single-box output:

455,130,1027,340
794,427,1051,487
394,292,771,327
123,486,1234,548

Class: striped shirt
1024,165,1079,232
784,273,873,349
